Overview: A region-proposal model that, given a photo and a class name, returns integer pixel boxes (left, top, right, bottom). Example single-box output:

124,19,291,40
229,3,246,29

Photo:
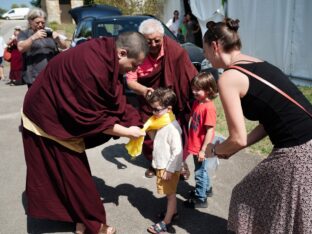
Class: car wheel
5,17,9,20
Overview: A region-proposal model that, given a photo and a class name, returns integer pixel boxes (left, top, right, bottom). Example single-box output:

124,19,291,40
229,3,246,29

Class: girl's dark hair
203,18,241,52
191,72,218,99
173,10,179,23
146,88,177,107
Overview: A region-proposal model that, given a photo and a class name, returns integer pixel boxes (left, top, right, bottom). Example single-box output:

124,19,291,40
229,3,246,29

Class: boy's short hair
146,88,177,107
191,72,218,99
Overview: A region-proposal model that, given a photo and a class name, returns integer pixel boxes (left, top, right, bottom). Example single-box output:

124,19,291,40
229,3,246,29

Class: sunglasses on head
151,107,167,113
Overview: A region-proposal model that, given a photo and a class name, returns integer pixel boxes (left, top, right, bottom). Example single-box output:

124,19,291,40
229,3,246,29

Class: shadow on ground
94,177,228,234
101,143,150,170
22,192,74,234
22,176,227,234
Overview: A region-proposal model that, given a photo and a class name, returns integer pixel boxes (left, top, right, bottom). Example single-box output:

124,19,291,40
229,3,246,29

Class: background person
177,14,187,43
203,18,312,233
6,26,23,86
17,7,67,88
21,32,149,234
126,18,198,179
0,35,5,80
166,10,180,37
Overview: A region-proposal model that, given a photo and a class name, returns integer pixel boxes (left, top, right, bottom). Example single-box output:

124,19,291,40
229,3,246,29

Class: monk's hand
144,87,154,98
162,170,172,180
128,126,145,139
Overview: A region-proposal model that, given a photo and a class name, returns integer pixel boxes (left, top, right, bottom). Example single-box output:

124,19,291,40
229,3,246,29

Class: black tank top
229,61,312,148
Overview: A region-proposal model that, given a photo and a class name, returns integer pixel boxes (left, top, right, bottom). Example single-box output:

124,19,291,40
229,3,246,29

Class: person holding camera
17,8,67,88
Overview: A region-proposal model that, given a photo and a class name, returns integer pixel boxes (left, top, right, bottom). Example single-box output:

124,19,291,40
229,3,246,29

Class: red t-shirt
187,100,216,155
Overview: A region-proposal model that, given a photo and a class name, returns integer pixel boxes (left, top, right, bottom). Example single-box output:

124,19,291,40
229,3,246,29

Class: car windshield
93,17,176,41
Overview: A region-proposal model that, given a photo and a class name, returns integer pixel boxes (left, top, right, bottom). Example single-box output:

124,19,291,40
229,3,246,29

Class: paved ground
0,63,263,234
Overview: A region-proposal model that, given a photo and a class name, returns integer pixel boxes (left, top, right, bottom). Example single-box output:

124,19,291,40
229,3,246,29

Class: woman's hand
205,143,232,159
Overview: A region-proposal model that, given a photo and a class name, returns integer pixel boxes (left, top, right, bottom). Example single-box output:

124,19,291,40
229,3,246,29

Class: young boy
146,88,183,234
184,72,218,209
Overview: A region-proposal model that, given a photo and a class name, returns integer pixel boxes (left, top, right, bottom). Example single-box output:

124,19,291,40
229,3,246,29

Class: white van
2,8,30,20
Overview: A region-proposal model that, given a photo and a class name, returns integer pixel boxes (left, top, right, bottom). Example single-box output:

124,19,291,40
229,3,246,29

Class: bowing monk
21,32,148,234
126,19,198,179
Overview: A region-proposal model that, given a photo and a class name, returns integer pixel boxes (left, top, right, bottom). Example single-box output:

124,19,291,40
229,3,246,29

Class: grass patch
215,86,312,157
48,22,76,40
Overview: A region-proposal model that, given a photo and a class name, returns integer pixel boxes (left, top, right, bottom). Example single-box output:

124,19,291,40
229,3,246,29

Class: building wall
42,0,83,23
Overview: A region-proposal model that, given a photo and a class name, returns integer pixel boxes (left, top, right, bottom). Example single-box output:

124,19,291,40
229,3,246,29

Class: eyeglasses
151,107,167,113
146,38,162,45
33,20,45,25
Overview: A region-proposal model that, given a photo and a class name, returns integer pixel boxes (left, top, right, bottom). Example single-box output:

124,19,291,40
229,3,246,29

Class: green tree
84,0,163,16
0,7,7,15
30,0,41,7
11,4,20,8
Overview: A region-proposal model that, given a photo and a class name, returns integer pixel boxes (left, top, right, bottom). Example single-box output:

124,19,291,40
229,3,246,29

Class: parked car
2,8,30,20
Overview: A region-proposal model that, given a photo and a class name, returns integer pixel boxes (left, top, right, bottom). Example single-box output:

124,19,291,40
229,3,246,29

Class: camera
45,29,53,37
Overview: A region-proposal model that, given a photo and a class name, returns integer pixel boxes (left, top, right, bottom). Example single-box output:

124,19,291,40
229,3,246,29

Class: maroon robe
22,38,142,234
137,36,198,160
8,39,23,82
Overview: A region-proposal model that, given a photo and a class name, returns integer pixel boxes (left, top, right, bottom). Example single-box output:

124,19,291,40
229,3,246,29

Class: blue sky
1,0,31,11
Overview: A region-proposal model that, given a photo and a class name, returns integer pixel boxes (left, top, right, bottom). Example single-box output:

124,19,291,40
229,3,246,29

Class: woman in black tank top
201,17,312,233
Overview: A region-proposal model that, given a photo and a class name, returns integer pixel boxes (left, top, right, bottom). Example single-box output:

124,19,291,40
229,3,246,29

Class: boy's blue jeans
193,155,211,202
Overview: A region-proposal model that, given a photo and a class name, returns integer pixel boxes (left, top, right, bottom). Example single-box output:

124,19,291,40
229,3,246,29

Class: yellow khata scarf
125,111,176,158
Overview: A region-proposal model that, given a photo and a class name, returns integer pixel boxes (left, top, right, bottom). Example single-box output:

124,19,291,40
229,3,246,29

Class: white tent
188,0,312,86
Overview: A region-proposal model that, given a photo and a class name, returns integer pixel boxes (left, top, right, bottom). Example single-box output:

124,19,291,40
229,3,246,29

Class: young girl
145,88,183,233
184,72,218,208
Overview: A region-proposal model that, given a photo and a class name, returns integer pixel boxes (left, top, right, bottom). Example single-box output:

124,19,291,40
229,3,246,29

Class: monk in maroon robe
22,32,148,234
126,19,198,179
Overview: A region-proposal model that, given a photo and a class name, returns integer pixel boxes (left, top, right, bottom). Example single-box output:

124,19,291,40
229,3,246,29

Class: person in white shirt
0,36,5,80
145,88,183,234
166,10,180,37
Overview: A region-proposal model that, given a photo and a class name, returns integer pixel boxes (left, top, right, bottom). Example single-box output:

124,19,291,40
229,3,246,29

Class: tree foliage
0,8,7,15
30,0,41,8
11,4,20,8
83,0,164,18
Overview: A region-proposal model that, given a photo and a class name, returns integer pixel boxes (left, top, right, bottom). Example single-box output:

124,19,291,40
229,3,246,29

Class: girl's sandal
147,221,167,234
75,223,86,234
98,223,117,234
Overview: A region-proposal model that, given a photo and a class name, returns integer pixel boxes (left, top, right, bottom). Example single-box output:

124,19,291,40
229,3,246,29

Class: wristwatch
211,144,217,156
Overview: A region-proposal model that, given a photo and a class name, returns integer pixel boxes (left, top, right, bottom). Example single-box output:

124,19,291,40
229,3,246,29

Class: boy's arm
198,126,214,161
188,116,192,129
165,129,183,174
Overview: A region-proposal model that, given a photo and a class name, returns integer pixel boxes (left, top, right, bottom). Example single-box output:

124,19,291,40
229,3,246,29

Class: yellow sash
21,111,85,153
125,111,176,158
